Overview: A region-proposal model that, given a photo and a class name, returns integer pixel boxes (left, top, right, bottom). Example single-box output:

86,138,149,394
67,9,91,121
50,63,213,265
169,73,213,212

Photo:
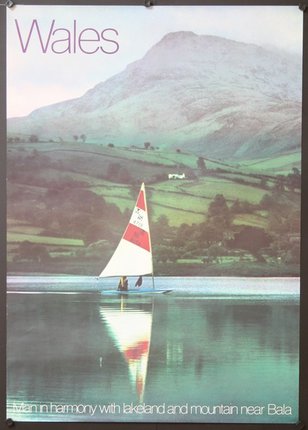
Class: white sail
99,183,153,278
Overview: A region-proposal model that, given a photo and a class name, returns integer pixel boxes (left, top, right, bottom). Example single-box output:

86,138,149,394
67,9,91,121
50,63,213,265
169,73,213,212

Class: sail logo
14,19,120,54
130,207,148,231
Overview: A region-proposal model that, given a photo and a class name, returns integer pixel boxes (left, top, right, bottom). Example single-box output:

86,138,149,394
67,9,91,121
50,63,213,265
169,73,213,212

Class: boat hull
101,288,172,295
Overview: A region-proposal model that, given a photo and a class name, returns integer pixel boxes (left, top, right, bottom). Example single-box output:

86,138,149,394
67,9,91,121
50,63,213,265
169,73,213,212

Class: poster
6,3,303,425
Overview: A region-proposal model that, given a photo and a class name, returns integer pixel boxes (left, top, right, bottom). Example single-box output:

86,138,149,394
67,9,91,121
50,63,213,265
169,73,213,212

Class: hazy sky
7,5,303,117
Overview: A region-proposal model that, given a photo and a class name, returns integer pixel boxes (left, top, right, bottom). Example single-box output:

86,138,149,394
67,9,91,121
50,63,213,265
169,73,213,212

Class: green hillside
240,151,300,175
7,139,300,275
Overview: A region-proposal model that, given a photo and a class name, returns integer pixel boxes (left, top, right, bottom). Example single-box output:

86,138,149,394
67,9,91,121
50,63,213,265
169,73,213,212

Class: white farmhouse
168,173,186,180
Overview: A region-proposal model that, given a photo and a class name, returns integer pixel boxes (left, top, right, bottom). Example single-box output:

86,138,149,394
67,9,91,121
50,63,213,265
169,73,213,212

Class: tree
274,175,285,192
260,178,268,189
172,223,192,247
230,226,272,257
230,199,241,214
29,134,39,143
199,222,224,245
157,214,169,228
208,194,231,226
292,167,300,176
154,245,177,263
84,222,112,244
206,194,233,235
151,215,171,245
259,194,275,210
207,244,227,261
287,168,301,191
80,134,86,143
144,142,151,150
284,243,300,264
232,200,254,214
17,241,50,262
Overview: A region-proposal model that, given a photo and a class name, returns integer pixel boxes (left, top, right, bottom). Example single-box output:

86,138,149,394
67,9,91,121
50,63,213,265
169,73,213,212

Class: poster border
1,0,307,429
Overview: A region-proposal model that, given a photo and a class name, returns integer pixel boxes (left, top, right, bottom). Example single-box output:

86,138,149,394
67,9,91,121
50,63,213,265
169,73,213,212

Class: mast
143,183,155,290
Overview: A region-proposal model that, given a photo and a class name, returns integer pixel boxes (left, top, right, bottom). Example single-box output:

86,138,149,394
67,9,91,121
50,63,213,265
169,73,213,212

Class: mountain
8,31,302,159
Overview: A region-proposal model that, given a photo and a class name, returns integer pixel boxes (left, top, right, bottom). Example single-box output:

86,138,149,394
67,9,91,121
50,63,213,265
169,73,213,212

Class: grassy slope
240,151,300,174
7,141,300,273
7,232,84,246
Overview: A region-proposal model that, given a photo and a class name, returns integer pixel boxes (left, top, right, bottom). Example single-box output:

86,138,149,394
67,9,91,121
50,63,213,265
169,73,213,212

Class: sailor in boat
117,276,128,291
135,276,143,288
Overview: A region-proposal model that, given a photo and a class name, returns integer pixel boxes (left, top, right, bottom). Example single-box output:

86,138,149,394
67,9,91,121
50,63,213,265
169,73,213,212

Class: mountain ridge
8,31,302,160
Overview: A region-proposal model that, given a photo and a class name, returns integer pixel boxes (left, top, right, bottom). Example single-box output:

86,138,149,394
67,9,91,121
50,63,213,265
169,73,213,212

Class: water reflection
7,285,299,423
99,297,153,402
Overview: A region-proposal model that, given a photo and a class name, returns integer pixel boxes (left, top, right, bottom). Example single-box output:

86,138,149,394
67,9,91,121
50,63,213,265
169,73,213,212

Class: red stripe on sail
124,340,149,360
136,190,146,211
123,223,150,252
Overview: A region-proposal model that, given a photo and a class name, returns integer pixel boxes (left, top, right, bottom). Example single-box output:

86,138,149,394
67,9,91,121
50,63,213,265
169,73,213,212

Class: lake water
7,276,299,423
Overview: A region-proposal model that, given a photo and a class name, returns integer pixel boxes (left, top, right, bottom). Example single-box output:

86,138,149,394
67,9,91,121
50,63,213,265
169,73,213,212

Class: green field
7,140,301,275
240,151,300,174
7,232,84,247
233,213,269,229
171,178,268,204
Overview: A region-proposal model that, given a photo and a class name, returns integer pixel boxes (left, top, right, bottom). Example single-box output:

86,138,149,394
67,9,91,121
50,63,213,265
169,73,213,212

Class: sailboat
99,183,172,294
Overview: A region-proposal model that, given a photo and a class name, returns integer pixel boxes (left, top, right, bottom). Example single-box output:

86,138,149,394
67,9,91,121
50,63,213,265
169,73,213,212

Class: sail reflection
99,297,153,402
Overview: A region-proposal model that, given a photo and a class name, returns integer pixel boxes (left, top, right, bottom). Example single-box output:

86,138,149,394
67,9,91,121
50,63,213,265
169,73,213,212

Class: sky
6,5,303,117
